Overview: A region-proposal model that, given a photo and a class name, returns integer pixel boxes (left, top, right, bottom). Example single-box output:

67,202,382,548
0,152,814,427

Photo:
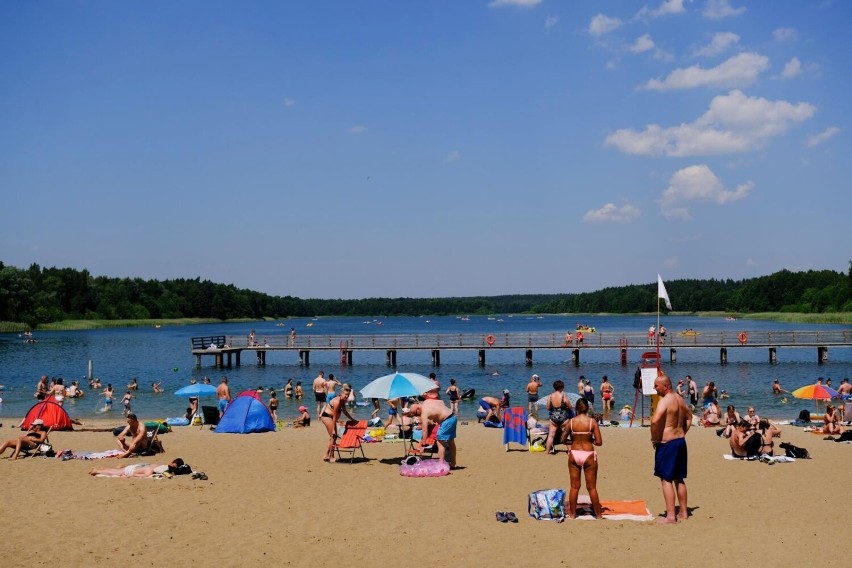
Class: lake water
1,314,849,423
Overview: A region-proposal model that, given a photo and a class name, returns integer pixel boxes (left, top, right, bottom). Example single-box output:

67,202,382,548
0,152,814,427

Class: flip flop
495,511,508,522
506,512,518,523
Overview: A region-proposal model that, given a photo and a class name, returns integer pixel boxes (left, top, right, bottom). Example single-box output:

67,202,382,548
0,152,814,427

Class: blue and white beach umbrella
359,372,435,401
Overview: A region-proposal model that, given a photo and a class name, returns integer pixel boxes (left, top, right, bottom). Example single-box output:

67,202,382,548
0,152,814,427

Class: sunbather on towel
89,458,186,477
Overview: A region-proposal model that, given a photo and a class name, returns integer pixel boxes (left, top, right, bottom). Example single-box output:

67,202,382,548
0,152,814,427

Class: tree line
0,260,849,328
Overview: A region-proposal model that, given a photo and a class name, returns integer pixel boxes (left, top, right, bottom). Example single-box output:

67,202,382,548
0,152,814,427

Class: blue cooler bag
528,488,566,521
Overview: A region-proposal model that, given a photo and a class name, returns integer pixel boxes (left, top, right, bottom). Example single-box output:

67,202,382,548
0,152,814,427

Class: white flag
657,274,672,310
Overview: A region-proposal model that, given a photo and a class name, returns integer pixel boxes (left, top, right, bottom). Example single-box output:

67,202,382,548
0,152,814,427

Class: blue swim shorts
478,398,491,412
654,437,687,481
218,398,228,413
437,414,457,441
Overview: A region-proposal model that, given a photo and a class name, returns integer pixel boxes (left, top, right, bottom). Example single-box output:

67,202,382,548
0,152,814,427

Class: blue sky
1,1,849,299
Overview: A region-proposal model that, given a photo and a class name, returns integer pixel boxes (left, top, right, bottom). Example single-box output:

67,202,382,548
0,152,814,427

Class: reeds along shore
0,417,846,567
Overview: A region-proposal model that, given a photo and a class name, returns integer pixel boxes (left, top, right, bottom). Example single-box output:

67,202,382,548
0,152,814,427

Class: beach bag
797,409,811,422
779,442,810,459
528,489,566,521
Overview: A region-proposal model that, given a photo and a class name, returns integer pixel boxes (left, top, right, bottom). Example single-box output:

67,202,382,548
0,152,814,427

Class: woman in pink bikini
566,398,603,519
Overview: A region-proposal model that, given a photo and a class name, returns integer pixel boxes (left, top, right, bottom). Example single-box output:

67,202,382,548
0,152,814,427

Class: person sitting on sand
744,407,760,431
294,405,311,428
114,414,149,458
0,419,48,460
619,405,633,421
89,458,185,478
702,400,720,426
758,419,781,456
822,404,844,435
565,398,603,519
722,405,741,438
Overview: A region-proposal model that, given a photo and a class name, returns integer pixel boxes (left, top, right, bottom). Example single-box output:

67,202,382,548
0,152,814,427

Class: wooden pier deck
191,330,852,368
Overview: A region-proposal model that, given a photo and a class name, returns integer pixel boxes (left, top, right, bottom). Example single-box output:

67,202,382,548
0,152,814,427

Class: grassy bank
695,311,852,324
15,317,260,331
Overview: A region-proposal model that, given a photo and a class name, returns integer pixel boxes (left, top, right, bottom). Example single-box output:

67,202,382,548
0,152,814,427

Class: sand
0,415,847,567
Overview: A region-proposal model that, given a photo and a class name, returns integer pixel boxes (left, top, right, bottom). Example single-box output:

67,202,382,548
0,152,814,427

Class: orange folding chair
406,423,439,459
333,420,368,463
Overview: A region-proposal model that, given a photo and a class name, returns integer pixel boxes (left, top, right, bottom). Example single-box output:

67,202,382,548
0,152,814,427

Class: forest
0,261,850,329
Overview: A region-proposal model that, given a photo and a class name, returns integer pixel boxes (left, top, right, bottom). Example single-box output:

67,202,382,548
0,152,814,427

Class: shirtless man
478,396,501,423
0,419,48,459
216,377,232,418
324,373,341,401
115,414,149,458
408,399,457,468
651,374,690,523
836,378,851,422
312,371,327,419
526,374,541,414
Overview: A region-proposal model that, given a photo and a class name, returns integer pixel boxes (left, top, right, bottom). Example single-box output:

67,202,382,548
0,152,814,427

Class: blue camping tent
215,392,275,434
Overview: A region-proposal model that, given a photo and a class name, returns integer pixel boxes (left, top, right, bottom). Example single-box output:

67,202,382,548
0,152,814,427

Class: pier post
215,353,223,369
431,350,441,366
670,348,677,364
195,355,201,369
299,350,310,367
346,350,353,365
769,347,777,364
235,351,241,367
720,348,727,365
818,346,828,363
386,350,397,367
225,352,232,368
478,349,486,367
572,348,580,367
256,351,266,366
620,348,627,366
525,349,533,366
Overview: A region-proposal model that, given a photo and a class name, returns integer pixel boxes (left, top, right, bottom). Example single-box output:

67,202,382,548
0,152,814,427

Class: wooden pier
191,330,852,369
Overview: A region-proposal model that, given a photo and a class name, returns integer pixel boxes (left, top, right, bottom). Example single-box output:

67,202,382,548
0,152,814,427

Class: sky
1,0,849,300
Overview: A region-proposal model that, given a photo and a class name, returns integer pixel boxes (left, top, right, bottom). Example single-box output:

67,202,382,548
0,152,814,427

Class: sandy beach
1,414,847,567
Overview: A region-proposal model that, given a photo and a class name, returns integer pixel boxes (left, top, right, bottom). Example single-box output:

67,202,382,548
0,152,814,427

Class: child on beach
294,405,310,427
269,391,279,421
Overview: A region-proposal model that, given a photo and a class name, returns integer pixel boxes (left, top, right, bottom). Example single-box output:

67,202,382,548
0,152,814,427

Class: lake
1,314,849,423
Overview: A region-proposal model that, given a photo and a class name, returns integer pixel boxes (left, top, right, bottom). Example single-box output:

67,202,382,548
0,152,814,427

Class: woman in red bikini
565,398,603,519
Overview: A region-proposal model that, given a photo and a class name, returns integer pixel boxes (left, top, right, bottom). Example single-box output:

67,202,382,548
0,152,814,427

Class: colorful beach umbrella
359,372,435,401
791,384,839,401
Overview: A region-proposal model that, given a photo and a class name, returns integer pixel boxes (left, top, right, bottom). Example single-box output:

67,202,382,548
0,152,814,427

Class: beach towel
502,407,528,450
58,449,122,460
572,496,654,521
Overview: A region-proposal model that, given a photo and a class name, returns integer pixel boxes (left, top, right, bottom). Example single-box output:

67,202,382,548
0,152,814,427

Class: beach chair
23,427,53,458
333,420,368,463
502,407,530,451
201,405,220,430
406,423,438,459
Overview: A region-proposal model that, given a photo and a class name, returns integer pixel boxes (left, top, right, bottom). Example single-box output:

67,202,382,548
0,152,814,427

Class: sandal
495,511,508,522
506,512,518,523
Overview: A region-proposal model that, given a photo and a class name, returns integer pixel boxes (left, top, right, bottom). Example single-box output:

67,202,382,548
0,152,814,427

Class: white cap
32,419,44,426
532,374,539,379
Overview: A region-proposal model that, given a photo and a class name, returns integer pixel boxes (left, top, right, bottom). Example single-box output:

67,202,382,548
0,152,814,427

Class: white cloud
545,15,558,30
780,57,802,79
489,0,541,7
630,34,656,54
348,125,366,134
773,27,798,42
605,90,816,157
282,97,296,107
589,14,622,36
640,52,769,91
805,126,840,148
702,0,746,19
583,203,642,223
693,32,740,57
445,150,461,162
636,0,686,20
659,164,753,219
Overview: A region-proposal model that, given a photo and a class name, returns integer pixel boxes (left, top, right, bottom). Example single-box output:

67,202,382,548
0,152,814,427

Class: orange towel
600,500,651,517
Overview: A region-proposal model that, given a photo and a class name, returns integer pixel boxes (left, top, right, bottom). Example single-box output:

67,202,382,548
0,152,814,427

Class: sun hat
298,406,307,412
32,419,44,426
623,405,631,410
503,389,510,394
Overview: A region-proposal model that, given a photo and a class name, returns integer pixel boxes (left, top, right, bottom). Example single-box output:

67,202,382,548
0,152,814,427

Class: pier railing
194,330,852,352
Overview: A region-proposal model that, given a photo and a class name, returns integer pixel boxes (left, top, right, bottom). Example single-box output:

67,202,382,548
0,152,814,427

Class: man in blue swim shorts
409,399,457,469
651,374,691,523
216,377,232,418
